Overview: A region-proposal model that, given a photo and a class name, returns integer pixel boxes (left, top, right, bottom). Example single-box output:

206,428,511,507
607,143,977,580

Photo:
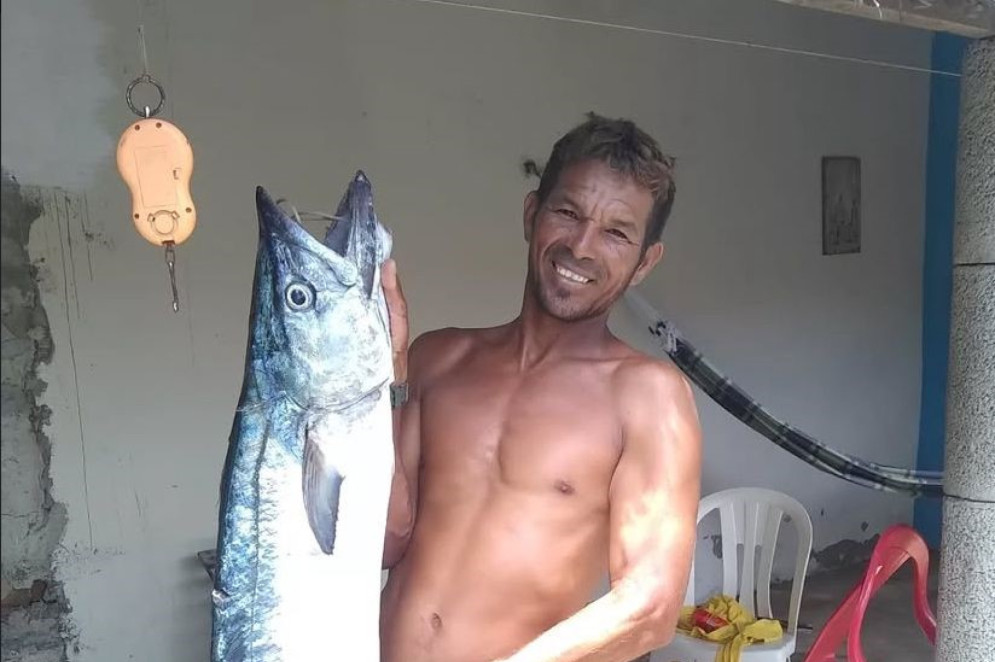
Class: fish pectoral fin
303,435,344,555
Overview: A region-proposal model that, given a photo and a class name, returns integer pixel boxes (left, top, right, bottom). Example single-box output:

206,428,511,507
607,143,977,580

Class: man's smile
552,260,595,285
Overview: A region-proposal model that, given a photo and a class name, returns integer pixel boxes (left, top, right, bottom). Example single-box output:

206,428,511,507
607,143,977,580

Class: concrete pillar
935,38,995,662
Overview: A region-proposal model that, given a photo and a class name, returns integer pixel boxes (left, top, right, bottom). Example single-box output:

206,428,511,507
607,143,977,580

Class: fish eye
285,282,315,311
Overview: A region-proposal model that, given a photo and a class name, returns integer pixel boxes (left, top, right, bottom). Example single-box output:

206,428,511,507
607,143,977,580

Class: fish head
250,172,393,411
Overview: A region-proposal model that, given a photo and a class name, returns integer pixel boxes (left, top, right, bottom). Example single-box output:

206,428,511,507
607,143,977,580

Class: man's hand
382,258,409,382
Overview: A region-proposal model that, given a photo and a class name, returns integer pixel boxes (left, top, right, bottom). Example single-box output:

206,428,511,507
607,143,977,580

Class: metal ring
126,74,166,118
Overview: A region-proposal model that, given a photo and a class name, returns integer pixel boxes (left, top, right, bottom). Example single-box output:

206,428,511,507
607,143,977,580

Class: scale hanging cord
126,25,166,119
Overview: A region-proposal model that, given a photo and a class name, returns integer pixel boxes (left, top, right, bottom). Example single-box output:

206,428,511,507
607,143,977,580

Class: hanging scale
116,26,196,312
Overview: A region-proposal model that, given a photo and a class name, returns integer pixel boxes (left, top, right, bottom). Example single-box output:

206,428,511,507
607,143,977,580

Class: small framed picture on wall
822,156,861,255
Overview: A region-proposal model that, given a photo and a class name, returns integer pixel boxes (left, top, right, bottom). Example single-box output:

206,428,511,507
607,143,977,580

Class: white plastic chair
653,487,813,662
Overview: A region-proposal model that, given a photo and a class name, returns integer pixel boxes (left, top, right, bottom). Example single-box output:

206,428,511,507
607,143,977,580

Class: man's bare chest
418,365,623,499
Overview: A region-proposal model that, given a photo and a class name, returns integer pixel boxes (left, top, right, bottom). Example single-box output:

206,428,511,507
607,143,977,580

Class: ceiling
773,0,995,37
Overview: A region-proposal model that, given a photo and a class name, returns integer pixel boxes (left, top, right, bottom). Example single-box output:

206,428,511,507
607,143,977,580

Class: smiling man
379,115,702,662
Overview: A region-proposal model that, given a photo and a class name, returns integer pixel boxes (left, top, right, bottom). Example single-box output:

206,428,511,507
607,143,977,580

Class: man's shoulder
407,326,489,385
609,346,697,427
609,342,688,395
410,326,471,352
409,326,491,357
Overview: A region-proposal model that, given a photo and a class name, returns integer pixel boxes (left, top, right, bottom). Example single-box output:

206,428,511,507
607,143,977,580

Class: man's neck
507,294,613,371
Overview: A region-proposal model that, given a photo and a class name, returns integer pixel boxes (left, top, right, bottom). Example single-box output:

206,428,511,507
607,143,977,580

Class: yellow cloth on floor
675,594,783,662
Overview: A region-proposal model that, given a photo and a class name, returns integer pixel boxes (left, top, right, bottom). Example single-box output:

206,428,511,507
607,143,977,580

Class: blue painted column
913,33,967,549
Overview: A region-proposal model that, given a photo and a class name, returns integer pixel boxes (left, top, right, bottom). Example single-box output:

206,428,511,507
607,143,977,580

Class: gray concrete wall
1,172,69,661
1,0,933,659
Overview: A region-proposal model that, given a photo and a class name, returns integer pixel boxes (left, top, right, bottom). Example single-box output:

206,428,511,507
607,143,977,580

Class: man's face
524,159,663,322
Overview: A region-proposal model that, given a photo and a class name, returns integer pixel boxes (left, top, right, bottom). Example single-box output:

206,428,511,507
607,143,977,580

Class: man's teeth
555,264,591,284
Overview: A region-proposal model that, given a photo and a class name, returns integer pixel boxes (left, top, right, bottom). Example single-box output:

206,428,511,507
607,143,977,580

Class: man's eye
556,208,578,219
608,229,630,241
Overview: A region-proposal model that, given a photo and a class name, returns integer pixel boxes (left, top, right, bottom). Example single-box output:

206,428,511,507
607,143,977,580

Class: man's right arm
382,333,424,568
381,258,419,568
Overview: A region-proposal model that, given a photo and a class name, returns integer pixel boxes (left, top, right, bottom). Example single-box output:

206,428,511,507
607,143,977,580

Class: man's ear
629,241,664,287
523,191,539,242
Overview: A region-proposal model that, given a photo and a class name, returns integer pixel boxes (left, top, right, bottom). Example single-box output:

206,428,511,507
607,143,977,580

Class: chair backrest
802,523,936,662
685,487,813,637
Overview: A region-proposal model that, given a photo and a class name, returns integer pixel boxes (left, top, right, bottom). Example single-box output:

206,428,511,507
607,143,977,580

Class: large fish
211,171,396,661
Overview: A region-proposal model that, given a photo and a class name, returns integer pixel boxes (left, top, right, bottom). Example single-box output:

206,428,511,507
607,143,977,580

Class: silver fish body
211,172,395,661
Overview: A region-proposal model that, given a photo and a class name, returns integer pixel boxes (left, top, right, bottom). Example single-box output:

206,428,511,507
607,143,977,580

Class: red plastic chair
802,524,936,662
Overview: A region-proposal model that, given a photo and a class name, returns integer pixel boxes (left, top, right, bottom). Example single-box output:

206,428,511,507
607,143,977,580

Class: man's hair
536,113,676,247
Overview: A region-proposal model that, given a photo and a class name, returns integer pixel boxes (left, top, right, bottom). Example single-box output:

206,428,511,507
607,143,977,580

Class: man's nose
565,220,598,259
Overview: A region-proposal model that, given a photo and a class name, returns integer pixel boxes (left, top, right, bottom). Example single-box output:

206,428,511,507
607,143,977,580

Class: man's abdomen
381,487,607,662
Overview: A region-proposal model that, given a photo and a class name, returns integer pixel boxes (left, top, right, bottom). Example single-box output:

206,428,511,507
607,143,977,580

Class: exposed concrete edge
1,169,73,661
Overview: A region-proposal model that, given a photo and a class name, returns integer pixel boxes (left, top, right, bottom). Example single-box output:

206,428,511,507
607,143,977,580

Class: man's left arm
497,362,702,662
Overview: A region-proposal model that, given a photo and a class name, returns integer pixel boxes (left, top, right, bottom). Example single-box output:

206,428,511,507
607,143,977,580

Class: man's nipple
430,612,443,631
554,479,575,495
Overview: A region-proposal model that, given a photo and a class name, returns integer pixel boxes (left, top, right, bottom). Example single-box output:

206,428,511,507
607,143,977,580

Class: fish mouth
323,171,381,299
255,170,389,298
323,171,370,256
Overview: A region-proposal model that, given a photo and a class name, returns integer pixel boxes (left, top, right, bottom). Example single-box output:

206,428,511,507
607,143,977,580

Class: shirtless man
378,115,702,662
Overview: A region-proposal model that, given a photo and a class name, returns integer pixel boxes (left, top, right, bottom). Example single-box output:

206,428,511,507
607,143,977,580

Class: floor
775,559,939,661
